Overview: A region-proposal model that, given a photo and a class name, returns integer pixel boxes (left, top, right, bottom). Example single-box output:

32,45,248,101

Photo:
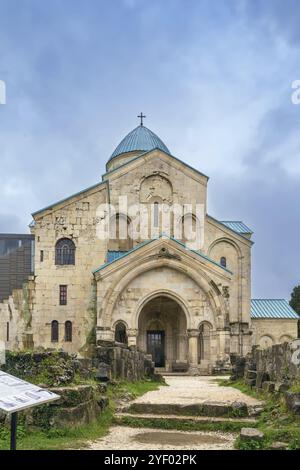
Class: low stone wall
231,342,300,385
0,384,108,430
0,352,109,429
1,351,93,386
2,346,156,385
26,384,108,429
244,342,300,386
94,341,155,381
0,346,155,430
231,342,300,415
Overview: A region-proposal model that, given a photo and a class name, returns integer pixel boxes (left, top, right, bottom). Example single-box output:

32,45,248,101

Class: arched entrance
137,295,188,370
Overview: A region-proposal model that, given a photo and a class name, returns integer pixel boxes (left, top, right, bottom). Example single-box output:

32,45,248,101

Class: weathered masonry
0,121,298,372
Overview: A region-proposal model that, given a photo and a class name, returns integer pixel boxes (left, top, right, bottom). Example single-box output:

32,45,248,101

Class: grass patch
115,415,251,433
0,407,114,450
289,382,300,394
108,377,165,403
218,378,300,450
217,378,263,399
0,378,163,450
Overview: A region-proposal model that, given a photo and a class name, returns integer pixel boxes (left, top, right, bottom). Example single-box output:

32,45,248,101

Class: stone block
96,362,111,382
284,392,300,415
245,378,256,388
262,381,276,393
256,371,270,389
240,428,264,442
275,382,289,393
269,441,288,450
245,370,257,380
231,401,248,417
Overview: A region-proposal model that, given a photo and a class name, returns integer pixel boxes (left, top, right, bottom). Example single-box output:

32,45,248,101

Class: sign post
10,412,17,451
0,370,60,450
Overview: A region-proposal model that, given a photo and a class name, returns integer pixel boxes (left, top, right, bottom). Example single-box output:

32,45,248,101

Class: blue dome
109,125,170,160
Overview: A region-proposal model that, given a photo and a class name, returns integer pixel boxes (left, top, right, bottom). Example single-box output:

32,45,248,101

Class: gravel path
87,426,236,450
133,376,262,406
84,376,262,450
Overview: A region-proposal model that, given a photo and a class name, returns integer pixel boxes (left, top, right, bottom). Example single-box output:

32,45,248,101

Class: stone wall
0,280,35,351
251,318,298,348
1,350,90,386
0,347,155,430
94,341,155,381
231,342,300,389
2,346,156,385
0,383,108,430
31,182,108,354
26,384,108,429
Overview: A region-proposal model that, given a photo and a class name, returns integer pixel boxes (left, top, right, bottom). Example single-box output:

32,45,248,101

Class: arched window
51,320,59,342
220,256,227,268
115,322,127,344
153,202,159,228
65,321,72,342
55,238,75,265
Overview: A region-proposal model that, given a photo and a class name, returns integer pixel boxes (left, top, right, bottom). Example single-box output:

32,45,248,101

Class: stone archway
137,295,188,371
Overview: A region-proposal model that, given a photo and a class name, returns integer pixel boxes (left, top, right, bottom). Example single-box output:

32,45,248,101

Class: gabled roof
103,147,209,180
32,181,106,217
93,236,233,274
109,125,170,160
207,215,254,244
220,221,253,234
251,299,299,319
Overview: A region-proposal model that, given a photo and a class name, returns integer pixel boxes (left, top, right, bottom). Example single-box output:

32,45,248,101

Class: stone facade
0,124,297,374
251,319,298,348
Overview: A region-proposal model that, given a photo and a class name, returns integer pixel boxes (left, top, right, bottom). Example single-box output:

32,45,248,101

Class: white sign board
0,370,60,414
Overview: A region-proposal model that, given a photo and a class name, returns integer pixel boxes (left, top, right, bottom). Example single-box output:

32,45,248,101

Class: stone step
159,372,190,376
115,412,258,425
121,400,261,418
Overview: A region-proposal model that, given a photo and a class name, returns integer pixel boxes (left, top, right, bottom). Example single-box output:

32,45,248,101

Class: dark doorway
147,330,165,367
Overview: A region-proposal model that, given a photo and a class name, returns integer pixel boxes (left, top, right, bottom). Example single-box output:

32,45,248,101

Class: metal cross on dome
137,112,146,126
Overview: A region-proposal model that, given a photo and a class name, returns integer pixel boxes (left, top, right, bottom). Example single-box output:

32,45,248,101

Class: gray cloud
0,0,299,299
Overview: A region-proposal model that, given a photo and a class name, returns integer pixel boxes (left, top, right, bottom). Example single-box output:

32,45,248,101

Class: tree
290,286,300,338
290,286,300,314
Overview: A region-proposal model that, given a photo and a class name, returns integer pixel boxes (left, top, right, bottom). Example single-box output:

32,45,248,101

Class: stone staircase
112,375,265,438
114,382,263,431
114,410,258,430
119,400,261,418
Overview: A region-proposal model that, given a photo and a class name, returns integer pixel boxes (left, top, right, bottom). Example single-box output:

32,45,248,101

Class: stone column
188,329,199,375
217,329,231,359
178,333,187,361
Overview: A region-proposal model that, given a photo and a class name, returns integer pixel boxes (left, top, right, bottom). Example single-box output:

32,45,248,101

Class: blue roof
220,221,253,234
107,251,128,263
109,125,170,160
251,299,299,319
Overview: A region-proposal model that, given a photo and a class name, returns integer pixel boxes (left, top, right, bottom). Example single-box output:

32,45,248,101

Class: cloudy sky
0,0,299,299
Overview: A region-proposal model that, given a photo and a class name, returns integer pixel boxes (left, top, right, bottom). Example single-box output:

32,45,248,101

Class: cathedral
0,118,298,374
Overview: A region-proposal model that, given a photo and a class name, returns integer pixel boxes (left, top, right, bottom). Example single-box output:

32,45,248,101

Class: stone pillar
217,329,231,360
127,328,138,348
188,329,199,374
178,333,187,361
